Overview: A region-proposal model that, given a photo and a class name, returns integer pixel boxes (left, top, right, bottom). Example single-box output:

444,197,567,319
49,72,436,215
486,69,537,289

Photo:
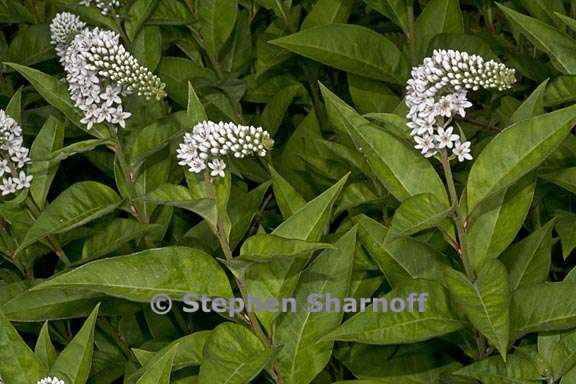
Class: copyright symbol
150,294,172,315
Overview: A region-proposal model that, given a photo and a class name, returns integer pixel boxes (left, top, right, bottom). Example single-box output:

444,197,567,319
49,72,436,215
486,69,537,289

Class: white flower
414,135,437,157
453,141,473,162
405,49,516,161
37,377,65,384
50,12,165,131
177,121,273,178
0,109,32,196
80,0,121,15
208,159,226,177
435,126,459,149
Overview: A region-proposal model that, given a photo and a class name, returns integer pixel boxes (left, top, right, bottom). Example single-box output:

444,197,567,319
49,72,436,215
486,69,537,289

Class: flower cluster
177,121,273,178
50,12,166,130
80,0,121,15
405,49,516,161
37,377,65,384
0,109,32,197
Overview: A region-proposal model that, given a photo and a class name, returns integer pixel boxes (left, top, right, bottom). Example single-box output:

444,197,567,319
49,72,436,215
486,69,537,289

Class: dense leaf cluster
2,0,576,383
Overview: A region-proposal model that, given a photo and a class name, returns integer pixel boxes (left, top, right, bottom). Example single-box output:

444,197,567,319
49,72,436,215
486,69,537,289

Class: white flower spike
177,121,274,178
0,109,32,197
37,377,65,384
50,12,166,130
405,49,516,161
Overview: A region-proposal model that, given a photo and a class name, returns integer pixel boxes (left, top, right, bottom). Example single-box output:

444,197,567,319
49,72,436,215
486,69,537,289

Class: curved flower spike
405,49,516,161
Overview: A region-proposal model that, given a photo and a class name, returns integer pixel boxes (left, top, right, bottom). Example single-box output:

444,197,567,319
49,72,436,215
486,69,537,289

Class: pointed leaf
35,322,57,370
467,104,576,212
50,305,99,384
444,260,510,360
322,279,463,344
17,181,122,253
198,323,273,384
272,24,408,84
136,346,177,384
388,193,451,240
320,83,448,204
32,247,233,302
275,228,357,384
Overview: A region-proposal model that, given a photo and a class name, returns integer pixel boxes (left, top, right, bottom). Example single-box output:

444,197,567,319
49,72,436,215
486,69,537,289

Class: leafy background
2,0,576,383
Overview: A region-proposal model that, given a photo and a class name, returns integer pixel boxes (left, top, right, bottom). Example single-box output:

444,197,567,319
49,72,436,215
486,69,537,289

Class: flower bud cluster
0,110,32,197
80,0,121,16
177,121,273,178
50,12,166,130
37,377,65,384
405,49,516,161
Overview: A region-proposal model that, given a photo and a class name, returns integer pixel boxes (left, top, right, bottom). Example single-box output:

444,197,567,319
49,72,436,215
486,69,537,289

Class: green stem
406,0,417,65
110,127,149,224
25,197,71,267
97,318,139,363
439,150,475,281
204,174,283,384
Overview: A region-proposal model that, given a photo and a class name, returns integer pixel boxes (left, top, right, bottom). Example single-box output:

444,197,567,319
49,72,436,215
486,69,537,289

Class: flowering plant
2,1,576,384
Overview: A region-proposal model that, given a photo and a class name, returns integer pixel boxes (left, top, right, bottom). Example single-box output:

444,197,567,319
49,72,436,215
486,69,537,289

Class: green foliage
2,1,576,383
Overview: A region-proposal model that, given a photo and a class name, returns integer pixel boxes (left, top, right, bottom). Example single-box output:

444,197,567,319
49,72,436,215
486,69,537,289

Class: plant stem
205,174,283,384
110,127,149,224
406,0,417,65
439,150,475,281
25,197,71,267
97,318,139,363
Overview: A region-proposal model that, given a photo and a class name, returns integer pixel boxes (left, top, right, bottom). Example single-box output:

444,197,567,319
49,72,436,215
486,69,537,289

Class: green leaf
466,179,536,272
320,83,448,204
136,346,177,384
198,323,273,384
388,193,451,240
272,24,408,84
510,79,549,124
142,184,217,229
198,0,238,57
50,305,99,384
5,63,109,139
17,182,122,253
322,279,463,344
454,350,541,384
32,247,233,302
501,220,554,291
555,212,576,259
240,234,334,261
1,288,139,322
245,174,348,330
132,26,162,71
415,0,463,60
259,84,301,136
269,165,306,219
35,322,57,370
2,24,54,66
187,82,208,123
544,75,576,107
444,260,510,360
363,0,407,32
127,331,210,383
301,0,354,30
128,111,189,166
467,104,576,212
511,282,576,340
125,0,160,41
348,74,400,114
275,228,356,384
353,214,446,285
0,311,46,383
81,218,160,260
5,86,22,123
29,116,65,209
542,167,576,194
497,3,576,74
